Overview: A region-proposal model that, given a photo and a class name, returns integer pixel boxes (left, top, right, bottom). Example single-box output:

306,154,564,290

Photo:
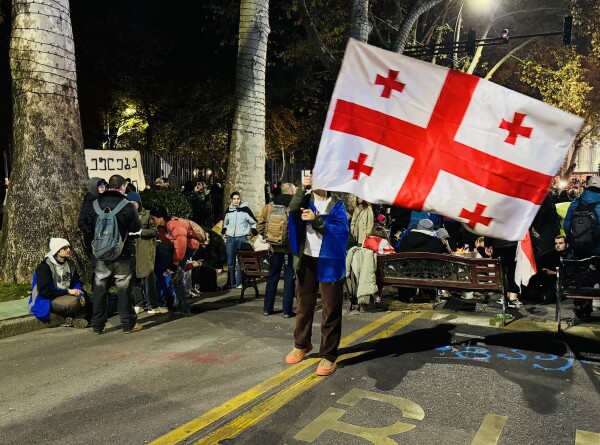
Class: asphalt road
0,287,598,445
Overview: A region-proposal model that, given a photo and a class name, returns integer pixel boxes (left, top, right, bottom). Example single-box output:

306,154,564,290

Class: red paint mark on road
96,348,243,365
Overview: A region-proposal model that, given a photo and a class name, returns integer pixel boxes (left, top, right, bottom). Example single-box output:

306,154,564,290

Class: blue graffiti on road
435,346,595,372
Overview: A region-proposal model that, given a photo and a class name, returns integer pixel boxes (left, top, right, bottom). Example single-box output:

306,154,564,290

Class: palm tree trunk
0,0,88,282
350,0,370,43
224,0,270,215
392,0,444,53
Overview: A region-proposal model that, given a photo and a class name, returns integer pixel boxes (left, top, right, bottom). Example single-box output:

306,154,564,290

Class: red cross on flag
312,39,584,241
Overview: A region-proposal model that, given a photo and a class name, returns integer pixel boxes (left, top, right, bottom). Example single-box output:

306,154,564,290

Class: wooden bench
376,252,507,325
556,256,600,333
237,250,271,301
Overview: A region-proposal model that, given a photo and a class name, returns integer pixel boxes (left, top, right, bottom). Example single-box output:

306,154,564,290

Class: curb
0,313,64,340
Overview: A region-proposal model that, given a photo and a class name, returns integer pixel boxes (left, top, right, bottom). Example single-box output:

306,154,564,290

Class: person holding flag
284,172,349,376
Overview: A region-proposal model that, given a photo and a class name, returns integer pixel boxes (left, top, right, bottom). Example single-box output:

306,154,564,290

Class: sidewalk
1,282,598,340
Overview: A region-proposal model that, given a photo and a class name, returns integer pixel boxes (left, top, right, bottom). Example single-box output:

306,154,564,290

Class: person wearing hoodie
221,191,257,289
77,177,108,253
127,192,167,315
396,219,446,254
29,238,90,327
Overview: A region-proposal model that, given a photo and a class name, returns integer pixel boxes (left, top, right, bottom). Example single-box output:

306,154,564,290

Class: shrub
140,187,192,218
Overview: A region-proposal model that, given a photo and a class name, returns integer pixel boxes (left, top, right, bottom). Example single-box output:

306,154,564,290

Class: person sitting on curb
29,238,91,328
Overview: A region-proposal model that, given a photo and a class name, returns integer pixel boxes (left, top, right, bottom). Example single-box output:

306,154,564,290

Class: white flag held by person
312,39,584,241
515,231,537,287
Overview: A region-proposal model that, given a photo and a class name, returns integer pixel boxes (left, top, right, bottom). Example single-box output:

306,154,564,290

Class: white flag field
312,39,584,241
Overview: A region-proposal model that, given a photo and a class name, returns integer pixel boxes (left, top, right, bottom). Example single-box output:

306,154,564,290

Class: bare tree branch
297,0,340,75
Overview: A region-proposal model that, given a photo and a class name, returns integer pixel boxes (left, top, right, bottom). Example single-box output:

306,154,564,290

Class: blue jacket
222,202,257,237
564,187,600,254
289,188,349,282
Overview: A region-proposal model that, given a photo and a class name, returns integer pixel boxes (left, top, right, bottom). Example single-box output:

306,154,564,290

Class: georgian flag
312,39,584,241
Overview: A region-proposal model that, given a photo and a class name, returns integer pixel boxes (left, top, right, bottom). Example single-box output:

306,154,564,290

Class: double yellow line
151,311,421,445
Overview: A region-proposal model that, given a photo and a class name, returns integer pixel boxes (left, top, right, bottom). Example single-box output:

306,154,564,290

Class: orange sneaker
285,344,313,364
316,359,337,376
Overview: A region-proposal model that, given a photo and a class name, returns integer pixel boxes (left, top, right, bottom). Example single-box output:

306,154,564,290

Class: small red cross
348,153,373,180
499,112,533,145
459,203,493,229
375,69,405,98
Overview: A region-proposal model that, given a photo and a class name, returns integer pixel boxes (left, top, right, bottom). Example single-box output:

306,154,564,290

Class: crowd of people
27,172,600,377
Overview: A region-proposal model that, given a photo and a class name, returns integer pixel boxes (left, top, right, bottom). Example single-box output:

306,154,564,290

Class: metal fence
139,151,218,189
138,153,310,189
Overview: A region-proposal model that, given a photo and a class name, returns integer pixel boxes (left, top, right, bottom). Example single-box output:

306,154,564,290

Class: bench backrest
376,252,504,292
558,256,600,298
237,250,270,277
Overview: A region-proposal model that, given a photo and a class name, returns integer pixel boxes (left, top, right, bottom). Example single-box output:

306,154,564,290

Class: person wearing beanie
436,228,453,254
396,218,446,253
127,192,167,315
29,238,90,327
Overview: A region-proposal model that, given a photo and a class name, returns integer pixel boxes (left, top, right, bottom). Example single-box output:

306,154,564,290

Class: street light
452,0,496,67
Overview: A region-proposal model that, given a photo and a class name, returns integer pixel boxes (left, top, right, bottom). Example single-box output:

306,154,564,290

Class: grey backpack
92,199,129,262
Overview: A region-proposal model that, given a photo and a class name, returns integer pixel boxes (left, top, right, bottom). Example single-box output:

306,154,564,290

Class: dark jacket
396,230,446,253
532,194,561,255
78,177,104,252
564,186,600,255
34,257,83,300
91,190,142,257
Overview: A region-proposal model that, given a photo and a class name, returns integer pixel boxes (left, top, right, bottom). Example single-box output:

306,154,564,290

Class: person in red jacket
150,206,199,314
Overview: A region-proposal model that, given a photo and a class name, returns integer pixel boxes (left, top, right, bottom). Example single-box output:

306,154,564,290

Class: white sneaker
148,307,169,314
236,284,243,289
507,299,524,309
134,305,145,315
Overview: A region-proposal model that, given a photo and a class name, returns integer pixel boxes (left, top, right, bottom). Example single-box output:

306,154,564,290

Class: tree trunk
560,123,598,178
224,0,270,215
392,0,444,53
350,0,370,43
0,0,88,283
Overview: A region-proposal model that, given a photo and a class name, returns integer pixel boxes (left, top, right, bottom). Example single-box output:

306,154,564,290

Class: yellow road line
194,312,422,445
470,414,508,445
149,311,405,445
575,429,600,445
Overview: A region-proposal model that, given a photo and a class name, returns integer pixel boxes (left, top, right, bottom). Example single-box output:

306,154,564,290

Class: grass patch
0,283,31,303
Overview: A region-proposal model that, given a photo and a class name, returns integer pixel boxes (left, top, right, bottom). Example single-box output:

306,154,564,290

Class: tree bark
224,0,270,215
561,123,599,178
391,0,444,53
350,0,370,43
1,0,88,283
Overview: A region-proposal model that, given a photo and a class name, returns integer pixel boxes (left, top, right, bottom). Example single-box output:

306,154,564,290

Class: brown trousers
294,255,344,362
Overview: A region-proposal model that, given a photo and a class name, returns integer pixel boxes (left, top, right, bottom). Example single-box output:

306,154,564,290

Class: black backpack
568,200,600,253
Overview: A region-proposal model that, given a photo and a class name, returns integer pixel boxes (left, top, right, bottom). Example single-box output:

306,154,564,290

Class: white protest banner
85,150,146,190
